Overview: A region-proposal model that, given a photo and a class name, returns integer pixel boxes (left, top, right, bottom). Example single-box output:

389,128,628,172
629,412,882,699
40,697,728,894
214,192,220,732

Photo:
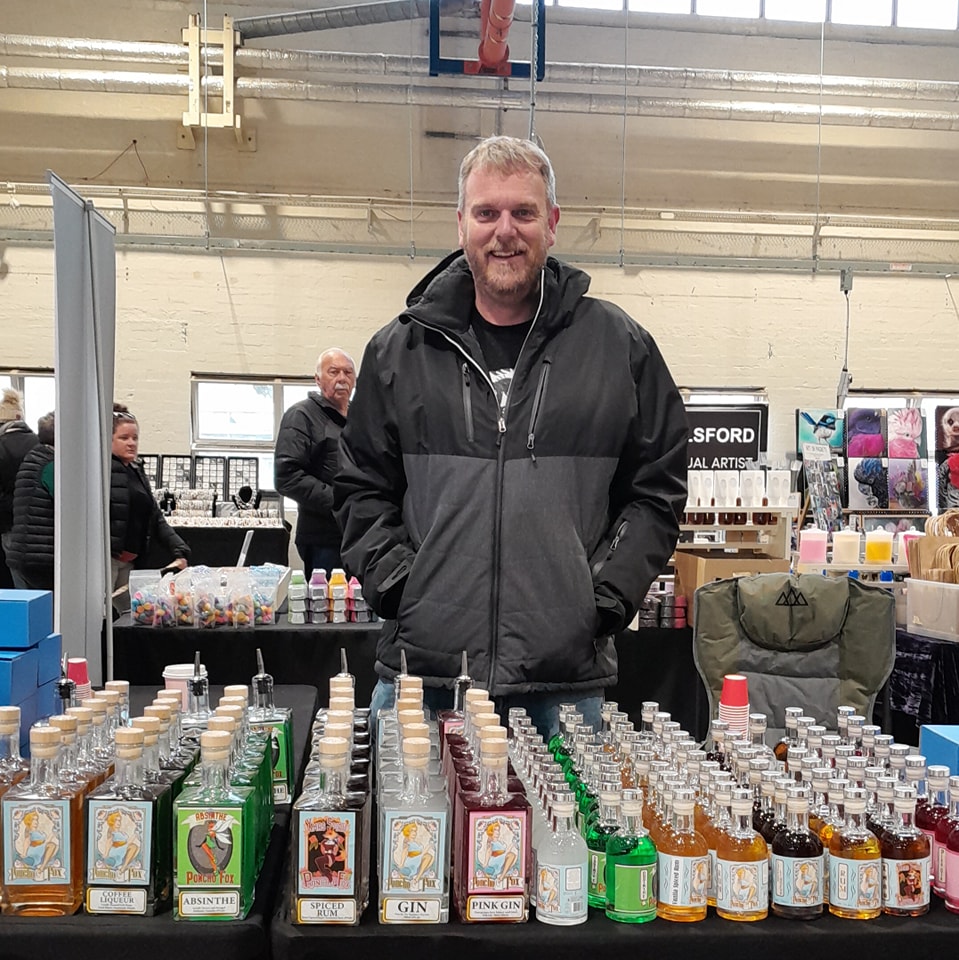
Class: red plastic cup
720,673,749,708
66,658,90,686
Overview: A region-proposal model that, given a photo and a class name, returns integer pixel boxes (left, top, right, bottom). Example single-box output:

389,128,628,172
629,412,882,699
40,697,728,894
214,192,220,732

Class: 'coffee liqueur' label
657,853,709,907
2,799,71,885
175,805,244,917
380,810,447,923
771,854,824,907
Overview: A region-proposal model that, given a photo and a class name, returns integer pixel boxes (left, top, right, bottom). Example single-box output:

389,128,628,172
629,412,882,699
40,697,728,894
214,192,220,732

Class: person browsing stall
0,388,39,587
335,136,688,736
110,404,189,609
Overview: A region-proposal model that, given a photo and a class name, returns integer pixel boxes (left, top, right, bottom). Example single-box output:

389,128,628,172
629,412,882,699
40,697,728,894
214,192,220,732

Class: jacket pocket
461,363,475,443
590,519,629,580
526,358,551,460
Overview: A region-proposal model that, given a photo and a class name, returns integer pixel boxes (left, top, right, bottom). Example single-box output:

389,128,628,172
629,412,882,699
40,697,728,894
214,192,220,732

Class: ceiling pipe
476,0,515,70
4,64,959,130
3,33,959,103
232,0,476,39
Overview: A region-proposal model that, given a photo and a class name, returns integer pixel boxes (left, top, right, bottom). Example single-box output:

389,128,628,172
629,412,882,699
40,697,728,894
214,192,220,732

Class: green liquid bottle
173,730,256,921
249,649,295,805
605,798,657,923
585,788,621,908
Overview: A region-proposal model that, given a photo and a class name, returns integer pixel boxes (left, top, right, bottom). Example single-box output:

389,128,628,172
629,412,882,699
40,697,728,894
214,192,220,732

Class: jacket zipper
461,363,475,443
408,270,548,691
526,358,551,462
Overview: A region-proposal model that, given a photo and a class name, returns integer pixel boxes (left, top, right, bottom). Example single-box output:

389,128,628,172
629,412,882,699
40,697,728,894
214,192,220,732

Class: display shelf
678,507,794,561
795,561,909,575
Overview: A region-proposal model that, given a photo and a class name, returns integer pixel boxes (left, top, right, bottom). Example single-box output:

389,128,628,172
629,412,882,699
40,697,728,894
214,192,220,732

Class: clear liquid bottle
84,725,173,916
605,797,656,924
1,724,84,915
828,786,881,920
774,708,803,763
379,736,451,923
880,785,930,917
535,796,588,925
656,787,708,922
715,787,768,921
771,785,824,920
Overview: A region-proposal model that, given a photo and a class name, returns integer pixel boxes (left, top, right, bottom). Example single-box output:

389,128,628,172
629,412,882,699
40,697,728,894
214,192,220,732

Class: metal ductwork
232,0,477,40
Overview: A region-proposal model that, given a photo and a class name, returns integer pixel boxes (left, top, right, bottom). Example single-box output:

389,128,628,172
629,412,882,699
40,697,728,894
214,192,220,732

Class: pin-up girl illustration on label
474,818,519,890
100,810,141,876
391,819,436,892
16,809,58,875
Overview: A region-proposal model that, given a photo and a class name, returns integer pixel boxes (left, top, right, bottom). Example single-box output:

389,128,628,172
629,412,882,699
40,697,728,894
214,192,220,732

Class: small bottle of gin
535,795,588,926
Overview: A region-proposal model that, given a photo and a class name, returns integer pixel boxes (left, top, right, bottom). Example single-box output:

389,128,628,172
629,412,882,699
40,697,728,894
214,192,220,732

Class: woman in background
110,404,189,608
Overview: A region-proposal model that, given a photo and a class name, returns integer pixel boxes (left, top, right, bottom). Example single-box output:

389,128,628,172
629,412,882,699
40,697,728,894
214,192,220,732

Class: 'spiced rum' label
2,799,71,885
380,809,447,920
715,857,768,914
771,854,824,908
465,810,527,896
175,806,243,895
657,853,709,907
882,856,930,910
86,799,152,886
297,897,357,923
829,855,880,912
296,811,357,896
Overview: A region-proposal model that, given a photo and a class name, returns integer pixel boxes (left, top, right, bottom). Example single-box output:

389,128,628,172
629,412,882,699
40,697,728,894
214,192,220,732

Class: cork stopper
402,736,431,758
48,714,78,739
328,696,355,712
396,708,425,726
468,699,495,716
0,706,20,736
86,698,108,722
200,730,233,762
215,704,245,723
481,737,508,759
65,706,92,734
323,722,352,740
223,684,249,702
325,709,354,726
397,675,423,693
130,715,160,746
143,704,171,731
208,716,237,735
115,726,145,760
473,711,499,730
395,696,422,714
477,725,508,743
318,736,349,758
154,693,181,713
218,696,248,711
105,680,129,694
97,689,120,706
621,799,643,817
30,724,62,758
401,722,430,740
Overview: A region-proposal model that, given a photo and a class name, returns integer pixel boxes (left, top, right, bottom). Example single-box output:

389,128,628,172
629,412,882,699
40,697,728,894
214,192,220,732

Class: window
896,0,958,29
830,0,893,26
0,371,55,433
629,0,691,11
695,0,760,17
763,0,825,22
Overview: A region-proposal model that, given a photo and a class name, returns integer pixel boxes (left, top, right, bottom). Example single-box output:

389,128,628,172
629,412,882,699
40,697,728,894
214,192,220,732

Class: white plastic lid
162,663,208,679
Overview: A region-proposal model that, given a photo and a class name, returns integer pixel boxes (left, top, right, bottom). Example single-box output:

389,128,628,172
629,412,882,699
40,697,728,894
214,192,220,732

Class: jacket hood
403,251,591,334
0,420,32,437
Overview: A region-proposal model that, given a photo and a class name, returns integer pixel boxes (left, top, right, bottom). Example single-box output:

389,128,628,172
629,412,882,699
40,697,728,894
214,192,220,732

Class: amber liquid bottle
774,708,804,764
715,788,768,921
772,785,824,920
656,788,708,922
880,786,930,917
828,787,881,920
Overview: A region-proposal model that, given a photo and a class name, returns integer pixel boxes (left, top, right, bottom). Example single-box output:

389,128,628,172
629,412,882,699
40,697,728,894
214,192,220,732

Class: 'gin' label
175,806,243,894
715,857,768,914
465,810,527,896
882,856,930,910
296,811,357,897
536,859,587,922
380,809,447,921
87,799,152,885
3,799,72,885
771,854,824,907
657,853,709,907
829,856,880,912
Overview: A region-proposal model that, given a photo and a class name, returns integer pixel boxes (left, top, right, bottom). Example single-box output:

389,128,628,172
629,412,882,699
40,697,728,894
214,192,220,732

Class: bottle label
2,798,72,885
86,887,147,914
250,718,293,803
657,853,709,907
608,861,657,918
465,810,527,896
771,854,823,907
588,850,608,901
381,897,441,922
716,857,768,913
829,856,881,911
296,811,357,897
883,855,930,910
297,897,357,923
86,798,152,886
178,889,240,917
945,849,959,902
380,810,447,903
536,858,587,921
936,840,947,889
175,806,244,896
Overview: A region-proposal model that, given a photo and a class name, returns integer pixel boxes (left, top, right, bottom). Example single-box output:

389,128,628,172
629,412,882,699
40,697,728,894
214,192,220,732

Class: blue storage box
919,725,959,776
17,691,39,730
36,632,62,685
34,678,58,724
0,590,53,648
0,649,40,705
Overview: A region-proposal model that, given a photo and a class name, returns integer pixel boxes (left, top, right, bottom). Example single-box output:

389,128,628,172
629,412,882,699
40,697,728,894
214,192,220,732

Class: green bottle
585,788,621,908
249,649,295,805
606,797,657,923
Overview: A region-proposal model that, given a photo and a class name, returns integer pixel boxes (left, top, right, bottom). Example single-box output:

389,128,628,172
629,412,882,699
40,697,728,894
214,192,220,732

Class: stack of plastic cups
718,673,749,739
67,658,93,701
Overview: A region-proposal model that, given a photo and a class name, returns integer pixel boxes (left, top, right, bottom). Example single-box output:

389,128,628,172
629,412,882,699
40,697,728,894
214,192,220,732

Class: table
887,628,959,741
0,683,318,960
144,524,291,568
111,619,708,737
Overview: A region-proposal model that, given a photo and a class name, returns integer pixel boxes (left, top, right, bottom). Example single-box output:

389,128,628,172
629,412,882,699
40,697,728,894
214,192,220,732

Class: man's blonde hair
457,136,557,212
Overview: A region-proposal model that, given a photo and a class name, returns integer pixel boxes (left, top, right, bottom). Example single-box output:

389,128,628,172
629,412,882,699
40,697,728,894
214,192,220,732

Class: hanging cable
202,0,211,249
528,0,538,140
618,6,629,268
813,15,825,265
407,0,416,260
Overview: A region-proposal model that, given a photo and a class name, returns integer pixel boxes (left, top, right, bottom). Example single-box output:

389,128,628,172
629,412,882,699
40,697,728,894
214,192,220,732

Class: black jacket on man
274,392,346,547
6,443,55,589
0,420,39,534
335,252,688,696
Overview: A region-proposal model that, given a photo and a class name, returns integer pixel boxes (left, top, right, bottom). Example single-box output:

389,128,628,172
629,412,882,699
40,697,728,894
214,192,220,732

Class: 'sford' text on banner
686,406,765,470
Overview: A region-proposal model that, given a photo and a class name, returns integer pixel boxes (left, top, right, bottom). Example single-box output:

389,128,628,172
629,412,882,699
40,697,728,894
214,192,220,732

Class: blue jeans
295,541,342,582
368,678,603,741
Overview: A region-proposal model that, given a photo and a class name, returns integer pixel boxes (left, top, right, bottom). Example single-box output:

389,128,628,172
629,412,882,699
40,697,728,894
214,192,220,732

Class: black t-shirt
471,308,533,414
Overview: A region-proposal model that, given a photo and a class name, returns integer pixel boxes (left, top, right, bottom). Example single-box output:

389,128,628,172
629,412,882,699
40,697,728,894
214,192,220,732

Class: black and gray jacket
6,443,54,588
0,420,39,534
274,392,346,546
335,252,688,695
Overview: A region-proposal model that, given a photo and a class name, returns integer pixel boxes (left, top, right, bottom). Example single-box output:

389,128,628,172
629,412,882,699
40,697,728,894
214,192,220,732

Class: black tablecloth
0,683,318,960
145,524,291,568
888,628,959,738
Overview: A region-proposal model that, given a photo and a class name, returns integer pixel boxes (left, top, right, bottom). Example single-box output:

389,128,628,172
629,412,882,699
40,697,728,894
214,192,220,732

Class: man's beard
466,244,545,302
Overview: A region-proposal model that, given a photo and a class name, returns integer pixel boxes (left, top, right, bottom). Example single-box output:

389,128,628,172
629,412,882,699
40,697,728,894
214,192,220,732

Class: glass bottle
535,796,588,926
248,648,295,804
292,735,370,924
828,787,881,920
173,730,257,921
84,725,173,916
918,764,949,890
379,736,450,923
454,736,531,922
771,785,824,920
1,724,84,915
703,779,732,908
437,651,474,753
774,707,803,763
933,774,959,899
104,679,131,727
880,785,930,917
0,706,29,790
182,651,213,732
656,787,708,922
605,797,657,924
715,787,768,921
705,719,729,770
747,714,774,762
585,789,622,908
